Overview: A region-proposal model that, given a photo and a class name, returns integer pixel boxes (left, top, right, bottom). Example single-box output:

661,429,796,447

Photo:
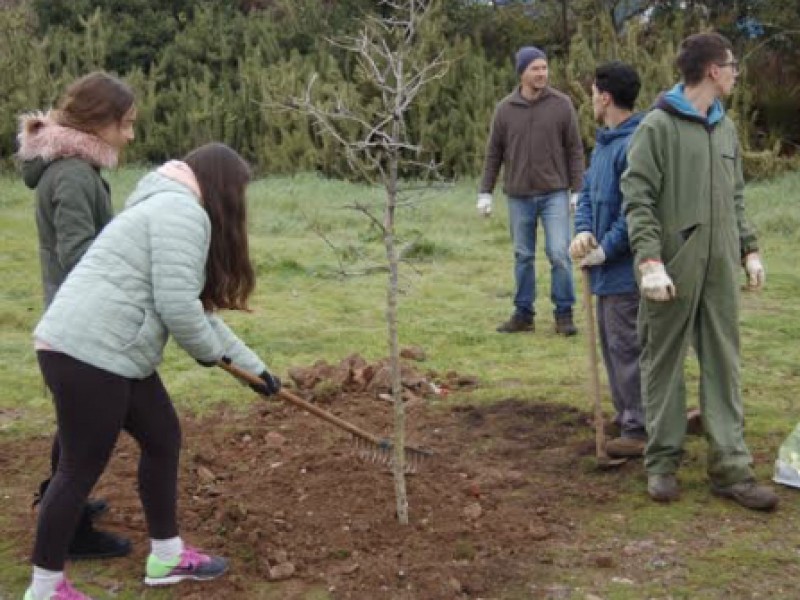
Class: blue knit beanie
515,46,547,75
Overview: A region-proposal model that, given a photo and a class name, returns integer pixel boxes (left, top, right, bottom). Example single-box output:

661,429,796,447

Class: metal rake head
351,436,432,473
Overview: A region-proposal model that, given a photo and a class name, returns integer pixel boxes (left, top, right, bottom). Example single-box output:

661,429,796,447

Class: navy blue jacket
574,112,644,296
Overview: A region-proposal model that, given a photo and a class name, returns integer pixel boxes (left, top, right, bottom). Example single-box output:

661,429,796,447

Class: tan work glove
580,246,606,267
639,261,676,301
569,232,598,260
744,252,765,289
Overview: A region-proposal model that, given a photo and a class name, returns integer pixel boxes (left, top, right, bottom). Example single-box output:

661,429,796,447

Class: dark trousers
597,293,645,439
34,351,181,570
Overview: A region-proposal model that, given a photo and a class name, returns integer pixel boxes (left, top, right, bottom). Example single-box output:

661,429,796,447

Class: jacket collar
654,83,725,129
510,86,553,106
595,112,644,145
16,111,119,169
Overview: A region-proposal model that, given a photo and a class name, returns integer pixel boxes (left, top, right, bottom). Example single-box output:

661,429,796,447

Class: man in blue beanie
478,45,585,335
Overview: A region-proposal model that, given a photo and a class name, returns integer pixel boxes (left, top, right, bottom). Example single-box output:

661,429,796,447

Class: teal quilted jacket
34,171,266,379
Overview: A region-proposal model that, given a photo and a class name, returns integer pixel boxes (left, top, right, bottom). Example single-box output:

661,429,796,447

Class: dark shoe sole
648,489,679,503
67,538,132,561
606,445,645,458
496,319,533,333
710,486,779,512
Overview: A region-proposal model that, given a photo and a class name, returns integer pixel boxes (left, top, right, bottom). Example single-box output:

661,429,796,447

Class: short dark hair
676,32,733,86
54,72,135,134
183,142,255,312
594,61,641,110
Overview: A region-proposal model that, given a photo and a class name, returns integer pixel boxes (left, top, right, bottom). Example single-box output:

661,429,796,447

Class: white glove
580,246,606,267
639,261,676,301
570,192,579,212
476,193,493,217
569,232,598,260
744,252,765,289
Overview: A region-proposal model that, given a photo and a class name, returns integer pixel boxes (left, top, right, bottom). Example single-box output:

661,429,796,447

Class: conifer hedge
2,1,797,180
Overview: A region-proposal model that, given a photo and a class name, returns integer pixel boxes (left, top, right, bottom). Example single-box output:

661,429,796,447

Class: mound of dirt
2,386,635,599
286,351,479,402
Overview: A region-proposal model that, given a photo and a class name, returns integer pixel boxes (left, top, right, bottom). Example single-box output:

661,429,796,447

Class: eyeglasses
717,60,740,72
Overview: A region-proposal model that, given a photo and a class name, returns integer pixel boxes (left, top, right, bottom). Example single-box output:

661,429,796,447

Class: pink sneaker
144,546,229,586
23,579,93,600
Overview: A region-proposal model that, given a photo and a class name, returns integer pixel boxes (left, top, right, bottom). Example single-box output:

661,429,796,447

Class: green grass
2,168,800,598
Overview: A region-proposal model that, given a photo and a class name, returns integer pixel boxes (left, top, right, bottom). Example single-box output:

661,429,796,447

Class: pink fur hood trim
16,111,119,168
156,160,202,199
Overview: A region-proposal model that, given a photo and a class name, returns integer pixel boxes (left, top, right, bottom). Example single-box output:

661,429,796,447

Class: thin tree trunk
386,54,409,525
385,149,409,525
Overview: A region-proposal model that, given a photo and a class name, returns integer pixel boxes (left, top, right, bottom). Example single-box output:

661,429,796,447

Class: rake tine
219,361,434,472
350,434,433,474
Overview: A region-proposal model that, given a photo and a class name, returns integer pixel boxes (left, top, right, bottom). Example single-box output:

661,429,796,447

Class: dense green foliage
1,0,797,179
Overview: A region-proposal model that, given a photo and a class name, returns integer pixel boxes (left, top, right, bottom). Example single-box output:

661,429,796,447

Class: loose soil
1,356,638,600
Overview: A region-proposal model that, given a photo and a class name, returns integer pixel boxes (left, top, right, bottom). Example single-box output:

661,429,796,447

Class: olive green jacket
17,112,118,306
621,94,758,269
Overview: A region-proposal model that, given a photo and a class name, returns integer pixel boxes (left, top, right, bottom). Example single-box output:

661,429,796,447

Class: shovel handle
581,268,611,461
218,360,383,445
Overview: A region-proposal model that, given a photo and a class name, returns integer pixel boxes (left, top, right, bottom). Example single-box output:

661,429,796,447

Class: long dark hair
54,72,135,134
183,143,255,312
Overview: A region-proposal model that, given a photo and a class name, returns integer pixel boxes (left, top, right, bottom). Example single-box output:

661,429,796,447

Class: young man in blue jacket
570,62,646,457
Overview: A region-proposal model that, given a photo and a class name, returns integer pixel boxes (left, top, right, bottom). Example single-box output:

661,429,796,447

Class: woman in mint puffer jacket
25,143,280,600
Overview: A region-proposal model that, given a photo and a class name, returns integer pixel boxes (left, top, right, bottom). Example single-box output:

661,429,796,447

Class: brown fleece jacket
479,86,584,197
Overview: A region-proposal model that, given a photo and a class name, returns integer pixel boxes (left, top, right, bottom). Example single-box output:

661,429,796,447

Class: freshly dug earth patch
2,393,632,599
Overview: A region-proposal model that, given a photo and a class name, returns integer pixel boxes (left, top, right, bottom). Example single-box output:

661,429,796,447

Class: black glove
196,356,231,368
251,370,281,396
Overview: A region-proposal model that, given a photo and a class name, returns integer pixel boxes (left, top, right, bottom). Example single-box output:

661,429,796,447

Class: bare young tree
279,0,449,524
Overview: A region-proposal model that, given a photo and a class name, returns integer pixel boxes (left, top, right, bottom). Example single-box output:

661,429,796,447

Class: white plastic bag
773,421,800,489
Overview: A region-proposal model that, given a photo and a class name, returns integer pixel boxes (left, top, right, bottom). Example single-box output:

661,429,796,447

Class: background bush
1,0,798,180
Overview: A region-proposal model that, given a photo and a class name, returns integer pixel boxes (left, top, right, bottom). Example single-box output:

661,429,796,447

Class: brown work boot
711,478,779,512
606,437,645,458
554,313,577,336
647,473,679,502
686,408,704,436
496,314,533,333
604,420,622,438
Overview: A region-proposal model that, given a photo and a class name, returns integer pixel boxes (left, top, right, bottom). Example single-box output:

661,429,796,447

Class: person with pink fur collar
17,72,136,600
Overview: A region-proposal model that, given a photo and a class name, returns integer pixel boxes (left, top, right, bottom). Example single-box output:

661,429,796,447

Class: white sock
150,536,184,562
31,566,63,599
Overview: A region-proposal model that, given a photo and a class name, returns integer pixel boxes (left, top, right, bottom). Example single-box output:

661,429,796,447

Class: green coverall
621,102,759,486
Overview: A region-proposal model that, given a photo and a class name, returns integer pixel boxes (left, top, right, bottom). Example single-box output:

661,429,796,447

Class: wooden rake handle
218,360,384,446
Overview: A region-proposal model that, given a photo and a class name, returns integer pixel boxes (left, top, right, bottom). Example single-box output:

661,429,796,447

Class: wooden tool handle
581,268,609,460
218,360,382,445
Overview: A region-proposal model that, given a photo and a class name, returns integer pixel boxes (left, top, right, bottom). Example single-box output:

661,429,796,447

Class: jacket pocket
665,225,701,286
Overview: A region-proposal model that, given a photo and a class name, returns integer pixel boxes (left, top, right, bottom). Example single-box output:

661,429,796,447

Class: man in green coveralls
622,32,778,510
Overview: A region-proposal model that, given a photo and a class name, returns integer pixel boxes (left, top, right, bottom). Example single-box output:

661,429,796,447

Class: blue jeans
507,190,575,318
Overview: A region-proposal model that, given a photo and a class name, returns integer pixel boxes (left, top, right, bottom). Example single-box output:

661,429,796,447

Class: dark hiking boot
686,408,704,436
711,478,779,512
606,437,645,458
554,313,577,336
496,314,533,333
647,474,679,502
67,508,132,561
86,498,109,519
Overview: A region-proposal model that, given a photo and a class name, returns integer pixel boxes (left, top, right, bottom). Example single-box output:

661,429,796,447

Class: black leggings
34,351,181,570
